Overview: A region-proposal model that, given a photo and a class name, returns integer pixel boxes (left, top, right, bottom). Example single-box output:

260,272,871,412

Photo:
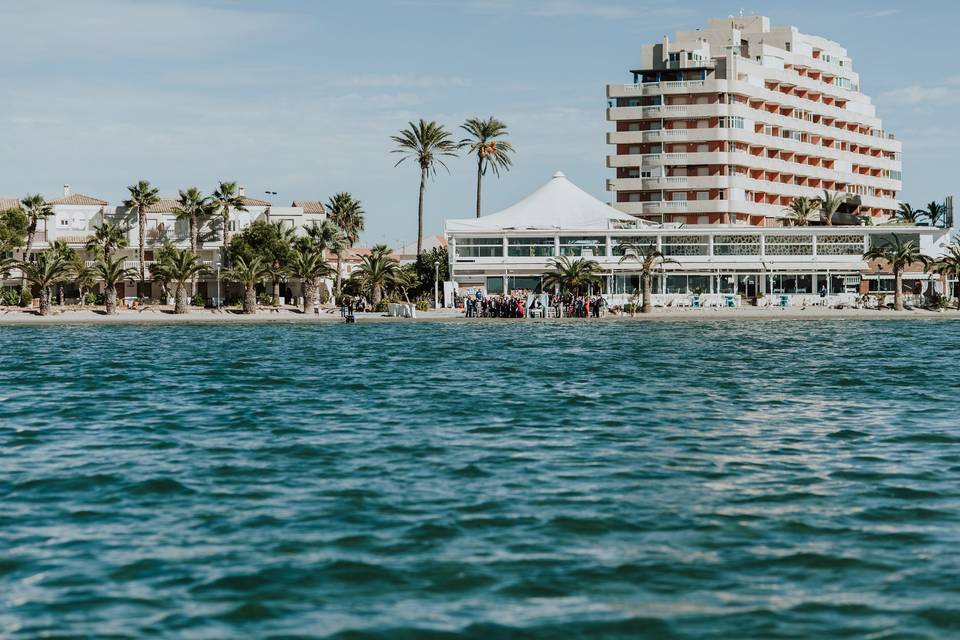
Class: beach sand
1,305,958,325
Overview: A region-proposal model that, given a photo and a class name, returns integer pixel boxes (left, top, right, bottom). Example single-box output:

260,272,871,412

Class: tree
391,119,458,255
890,203,921,225
414,245,448,299
223,255,267,314
391,263,420,302
71,255,98,307
228,220,295,305
158,248,208,314
18,251,70,316
211,181,248,262
617,241,677,313
351,250,399,306
924,201,947,228
85,222,128,262
148,241,179,303
783,197,819,227
931,243,960,309
172,187,209,255
0,207,29,256
50,240,76,306
543,256,603,297
20,194,53,264
95,255,136,315
326,193,365,293
289,248,335,313
863,235,931,311
460,116,515,217
816,190,847,227
123,180,160,289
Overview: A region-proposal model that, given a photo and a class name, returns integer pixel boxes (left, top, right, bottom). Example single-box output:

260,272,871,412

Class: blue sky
0,0,955,245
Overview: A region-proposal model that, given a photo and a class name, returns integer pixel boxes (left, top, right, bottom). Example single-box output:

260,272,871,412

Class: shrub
257,292,274,306
19,288,32,307
374,299,389,313
319,289,330,305
0,289,19,306
415,299,429,312
191,293,205,307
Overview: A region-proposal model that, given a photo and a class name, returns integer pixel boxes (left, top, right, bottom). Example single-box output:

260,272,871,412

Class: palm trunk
105,286,117,315
894,270,903,311
175,284,188,314
79,287,85,307
39,286,51,316
335,252,343,294
190,218,198,296
244,285,257,314
303,279,318,314
273,277,281,305
372,285,382,307
641,272,652,313
138,206,147,285
475,156,483,218
22,222,36,287
222,207,231,254
417,166,427,255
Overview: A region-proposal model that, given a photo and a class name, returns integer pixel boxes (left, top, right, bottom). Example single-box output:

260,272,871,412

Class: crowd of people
461,290,607,319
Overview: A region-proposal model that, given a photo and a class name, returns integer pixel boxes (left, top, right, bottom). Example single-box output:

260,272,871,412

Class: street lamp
215,262,222,309
434,259,440,309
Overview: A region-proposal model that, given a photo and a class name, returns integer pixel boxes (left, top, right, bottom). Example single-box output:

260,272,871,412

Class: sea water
2,320,959,638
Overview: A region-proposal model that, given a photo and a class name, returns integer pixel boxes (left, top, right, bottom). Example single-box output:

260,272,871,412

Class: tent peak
552,171,566,179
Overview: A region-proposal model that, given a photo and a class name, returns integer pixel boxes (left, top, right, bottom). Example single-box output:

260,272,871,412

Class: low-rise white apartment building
607,15,902,226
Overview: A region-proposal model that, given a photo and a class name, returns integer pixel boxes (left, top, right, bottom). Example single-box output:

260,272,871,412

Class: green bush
319,289,330,305
19,288,32,308
0,289,19,306
415,299,429,312
257,292,275,306
83,292,99,306
374,299,389,313
191,293,205,307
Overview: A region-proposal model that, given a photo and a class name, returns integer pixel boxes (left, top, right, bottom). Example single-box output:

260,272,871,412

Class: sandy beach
1,305,958,325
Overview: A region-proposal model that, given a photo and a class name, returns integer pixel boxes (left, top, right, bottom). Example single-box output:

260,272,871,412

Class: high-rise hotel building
606,16,902,226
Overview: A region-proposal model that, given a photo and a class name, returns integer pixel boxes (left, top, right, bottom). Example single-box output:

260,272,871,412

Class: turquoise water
2,320,960,639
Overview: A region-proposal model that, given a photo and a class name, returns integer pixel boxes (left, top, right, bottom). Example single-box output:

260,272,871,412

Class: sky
0,0,956,245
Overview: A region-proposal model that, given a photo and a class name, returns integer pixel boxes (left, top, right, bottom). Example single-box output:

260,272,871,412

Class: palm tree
211,181,248,261
224,256,267,314
289,248,335,313
391,119,458,255
783,197,820,227
816,190,847,227
391,264,419,302
326,193,365,293
160,248,208,314
923,201,947,228
460,117,515,217
617,242,677,313
862,235,931,311
85,221,128,262
20,194,54,264
95,255,137,315
931,243,960,309
71,256,98,307
352,250,399,307
50,240,75,306
543,256,603,297
890,203,921,225
18,251,71,316
172,187,209,255
123,180,160,289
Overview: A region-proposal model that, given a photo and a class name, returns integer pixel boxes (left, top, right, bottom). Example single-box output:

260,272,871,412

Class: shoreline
1,306,959,325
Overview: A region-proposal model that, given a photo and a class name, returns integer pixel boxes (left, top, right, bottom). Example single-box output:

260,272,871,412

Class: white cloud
879,85,959,106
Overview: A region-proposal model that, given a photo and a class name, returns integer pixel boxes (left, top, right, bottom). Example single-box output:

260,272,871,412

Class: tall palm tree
352,250,399,307
289,248,335,313
391,119,458,255
326,193,365,293
18,251,70,316
172,187,209,255
543,256,603,297
862,235,931,311
460,116,515,217
85,222,128,262
224,256,267,314
123,180,160,289
20,194,54,264
71,255,98,307
923,201,947,228
211,181,248,261
95,255,137,315
890,203,921,225
617,242,677,314
816,190,847,227
931,243,960,309
159,248,208,314
783,197,820,227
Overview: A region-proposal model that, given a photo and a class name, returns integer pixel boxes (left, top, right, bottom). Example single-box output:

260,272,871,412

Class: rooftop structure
607,16,901,226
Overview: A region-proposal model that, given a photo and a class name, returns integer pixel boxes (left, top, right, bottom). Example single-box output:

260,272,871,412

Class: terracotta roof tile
0,197,20,210
48,193,109,206
241,196,272,207
140,198,180,214
292,200,327,214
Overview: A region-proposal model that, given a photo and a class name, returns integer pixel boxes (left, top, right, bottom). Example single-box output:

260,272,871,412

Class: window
58,218,70,228
765,235,813,255
662,235,708,256
713,234,760,256
719,116,744,129
669,52,680,62
485,276,504,294
507,237,554,257
612,237,656,256
456,237,503,258
560,237,606,257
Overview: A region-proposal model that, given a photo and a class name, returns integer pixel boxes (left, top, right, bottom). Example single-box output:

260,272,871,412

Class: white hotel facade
446,16,955,303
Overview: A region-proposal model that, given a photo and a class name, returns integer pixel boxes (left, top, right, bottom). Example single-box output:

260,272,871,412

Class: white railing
664,105,688,114
642,130,662,140
665,177,688,184
665,201,689,209
664,153,689,162
642,202,661,211
641,153,662,163
643,106,662,115
663,129,689,139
